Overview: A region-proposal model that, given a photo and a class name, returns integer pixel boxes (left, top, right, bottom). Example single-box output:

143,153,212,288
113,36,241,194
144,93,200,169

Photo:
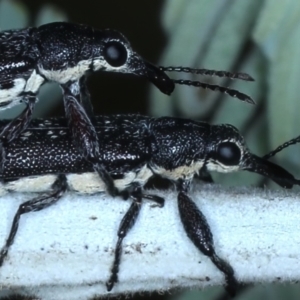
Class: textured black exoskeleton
0,22,173,197
0,22,255,196
0,114,298,295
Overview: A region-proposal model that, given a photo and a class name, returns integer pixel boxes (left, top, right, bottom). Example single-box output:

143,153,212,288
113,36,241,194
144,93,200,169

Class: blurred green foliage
150,1,300,300
150,0,300,187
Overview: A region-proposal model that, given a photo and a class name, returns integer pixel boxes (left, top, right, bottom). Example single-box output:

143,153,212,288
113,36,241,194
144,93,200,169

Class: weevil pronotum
0,114,297,296
0,22,254,197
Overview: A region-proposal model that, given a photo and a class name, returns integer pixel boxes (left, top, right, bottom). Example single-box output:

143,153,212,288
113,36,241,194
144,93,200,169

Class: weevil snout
138,61,175,95
95,29,175,95
242,154,296,188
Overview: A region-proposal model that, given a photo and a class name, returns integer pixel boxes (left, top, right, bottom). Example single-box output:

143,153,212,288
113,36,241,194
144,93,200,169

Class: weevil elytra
0,114,297,296
0,22,254,197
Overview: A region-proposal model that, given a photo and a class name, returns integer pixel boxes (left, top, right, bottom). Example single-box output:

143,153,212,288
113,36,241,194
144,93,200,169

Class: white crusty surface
0,184,299,299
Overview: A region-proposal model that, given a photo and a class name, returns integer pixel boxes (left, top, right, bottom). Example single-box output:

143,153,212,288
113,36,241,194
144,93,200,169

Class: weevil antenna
172,79,255,104
159,66,255,81
263,136,300,160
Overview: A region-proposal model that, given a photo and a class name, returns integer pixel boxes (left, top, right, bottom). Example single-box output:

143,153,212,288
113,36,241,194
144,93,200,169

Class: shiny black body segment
0,114,298,295
0,22,175,197
0,22,255,197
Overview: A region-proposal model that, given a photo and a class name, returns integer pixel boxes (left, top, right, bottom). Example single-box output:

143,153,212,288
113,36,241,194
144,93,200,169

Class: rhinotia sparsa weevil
0,22,255,196
0,114,297,296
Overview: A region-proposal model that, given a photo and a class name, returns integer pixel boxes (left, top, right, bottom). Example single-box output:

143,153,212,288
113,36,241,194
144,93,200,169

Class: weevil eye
217,142,241,166
103,41,128,67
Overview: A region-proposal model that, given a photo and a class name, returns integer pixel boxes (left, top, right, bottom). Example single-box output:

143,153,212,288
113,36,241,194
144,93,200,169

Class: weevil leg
106,191,142,291
177,180,237,296
106,189,164,291
79,76,94,121
198,166,214,183
0,174,68,267
0,92,36,144
142,193,165,207
118,189,165,207
61,80,118,197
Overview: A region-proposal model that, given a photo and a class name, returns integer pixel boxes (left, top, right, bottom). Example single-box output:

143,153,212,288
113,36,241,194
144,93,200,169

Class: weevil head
204,124,296,188
92,29,175,95
204,124,246,173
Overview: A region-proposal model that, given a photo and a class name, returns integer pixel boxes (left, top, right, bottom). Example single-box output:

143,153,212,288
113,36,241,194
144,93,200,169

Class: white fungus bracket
0,183,299,300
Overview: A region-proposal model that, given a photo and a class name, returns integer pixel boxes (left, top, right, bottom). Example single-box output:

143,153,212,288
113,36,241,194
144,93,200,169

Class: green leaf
212,47,266,129
150,1,262,117
0,0,28,30
267,21,300,170
253,0,300,60
35,4,68,26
